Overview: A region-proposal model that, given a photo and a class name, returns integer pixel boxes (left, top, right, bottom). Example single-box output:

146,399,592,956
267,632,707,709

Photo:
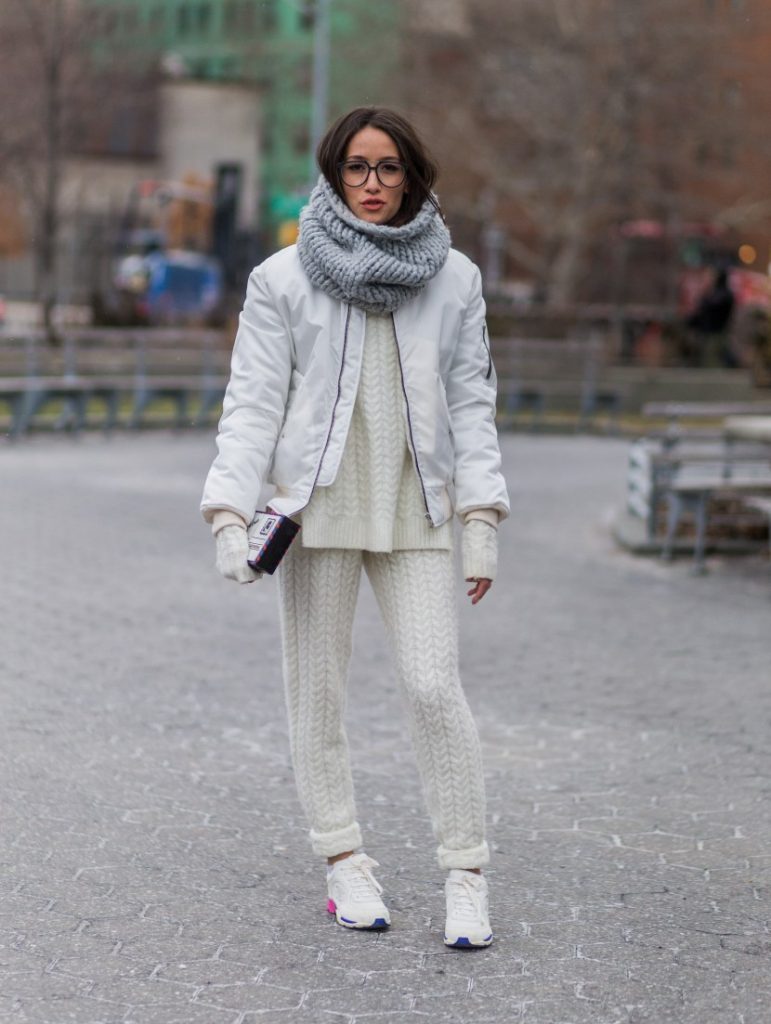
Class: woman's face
340,126,408,225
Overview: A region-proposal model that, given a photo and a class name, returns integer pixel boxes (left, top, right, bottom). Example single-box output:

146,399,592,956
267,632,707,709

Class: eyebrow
344,154,402,161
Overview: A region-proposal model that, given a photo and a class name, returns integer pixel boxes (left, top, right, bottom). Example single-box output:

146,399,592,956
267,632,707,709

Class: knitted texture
278,541,489,869
278,543,363,858
297,175,451,314
301,313,452,551
462,519,498,581
214,525,262,584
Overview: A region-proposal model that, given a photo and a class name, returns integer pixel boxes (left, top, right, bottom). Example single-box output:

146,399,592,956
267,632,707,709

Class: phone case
246,510,301,574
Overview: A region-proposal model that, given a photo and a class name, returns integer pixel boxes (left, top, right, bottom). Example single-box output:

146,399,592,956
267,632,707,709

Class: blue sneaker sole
337,916,390,929
444,934,493,948
328,900,390,929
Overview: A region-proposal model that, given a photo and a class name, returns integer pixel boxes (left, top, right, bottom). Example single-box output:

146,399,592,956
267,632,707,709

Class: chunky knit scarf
297,175,451,314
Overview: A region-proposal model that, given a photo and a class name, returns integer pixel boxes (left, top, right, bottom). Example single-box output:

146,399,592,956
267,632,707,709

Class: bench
627,434,771,572
661,473,771,573
492,332,623,431
627,438,771,538
0,328,229,436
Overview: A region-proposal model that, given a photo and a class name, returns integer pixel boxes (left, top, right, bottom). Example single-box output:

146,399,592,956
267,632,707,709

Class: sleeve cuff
462,507,500,529
211,509,249,535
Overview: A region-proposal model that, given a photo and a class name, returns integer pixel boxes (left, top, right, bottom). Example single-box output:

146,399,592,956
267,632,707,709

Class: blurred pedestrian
201,107,509,948
685,266,736,367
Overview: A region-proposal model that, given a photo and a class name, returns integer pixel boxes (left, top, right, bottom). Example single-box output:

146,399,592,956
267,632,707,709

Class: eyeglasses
338,159,407,188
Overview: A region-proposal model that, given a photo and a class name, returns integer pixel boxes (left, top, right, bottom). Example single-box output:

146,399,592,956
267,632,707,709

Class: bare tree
0,0,152,338
401,0,765,304
0,1,71,336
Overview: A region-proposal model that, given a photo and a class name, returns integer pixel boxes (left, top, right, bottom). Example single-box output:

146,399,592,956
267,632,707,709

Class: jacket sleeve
445,264,510,522
200,265,293,523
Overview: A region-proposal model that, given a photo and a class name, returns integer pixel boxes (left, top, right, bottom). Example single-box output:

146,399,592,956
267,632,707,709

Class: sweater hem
302,515,452,551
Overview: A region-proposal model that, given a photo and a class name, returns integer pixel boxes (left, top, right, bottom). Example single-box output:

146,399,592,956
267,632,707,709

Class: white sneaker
444,869,493,947
326,853,391,929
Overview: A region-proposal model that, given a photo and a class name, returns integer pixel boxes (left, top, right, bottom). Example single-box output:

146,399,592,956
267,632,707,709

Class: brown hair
316,106,442,227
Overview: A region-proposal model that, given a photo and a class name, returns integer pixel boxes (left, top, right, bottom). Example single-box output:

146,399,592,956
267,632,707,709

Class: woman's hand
461,518,497,601
466,578,492,605
215,525,263,584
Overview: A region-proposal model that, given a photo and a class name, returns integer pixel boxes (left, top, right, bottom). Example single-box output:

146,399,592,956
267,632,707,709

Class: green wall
86,0,401,245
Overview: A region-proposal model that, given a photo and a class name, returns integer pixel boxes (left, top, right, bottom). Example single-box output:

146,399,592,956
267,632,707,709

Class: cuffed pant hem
309,821,363,858
437,840,490,871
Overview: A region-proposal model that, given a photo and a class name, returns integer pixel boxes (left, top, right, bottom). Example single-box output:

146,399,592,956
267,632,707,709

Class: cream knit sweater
300,314,451,551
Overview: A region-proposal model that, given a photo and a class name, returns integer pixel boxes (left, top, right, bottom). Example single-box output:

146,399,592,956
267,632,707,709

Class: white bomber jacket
200,244,510,528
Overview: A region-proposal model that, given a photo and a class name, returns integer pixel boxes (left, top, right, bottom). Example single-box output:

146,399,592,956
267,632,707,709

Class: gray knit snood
297,175,451,315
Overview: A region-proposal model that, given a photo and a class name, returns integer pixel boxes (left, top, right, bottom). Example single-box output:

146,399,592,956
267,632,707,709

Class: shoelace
337,855,383,899
447,874,485,921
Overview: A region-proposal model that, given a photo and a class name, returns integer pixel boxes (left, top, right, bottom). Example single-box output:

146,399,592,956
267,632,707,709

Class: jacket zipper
481,323,493,380
300,304,352,512
391,313,433,524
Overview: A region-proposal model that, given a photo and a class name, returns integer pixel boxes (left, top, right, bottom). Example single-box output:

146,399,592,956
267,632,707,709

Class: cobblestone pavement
1,432,770,1024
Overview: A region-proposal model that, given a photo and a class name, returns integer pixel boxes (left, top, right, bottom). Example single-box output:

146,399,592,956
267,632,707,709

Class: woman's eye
346,162,367,173
380,163,402,174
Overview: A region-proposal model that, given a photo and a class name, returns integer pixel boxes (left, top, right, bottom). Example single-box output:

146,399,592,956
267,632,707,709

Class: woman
201,107,509,948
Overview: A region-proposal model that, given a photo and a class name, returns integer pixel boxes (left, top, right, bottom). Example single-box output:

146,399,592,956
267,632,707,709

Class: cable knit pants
277,542,489,870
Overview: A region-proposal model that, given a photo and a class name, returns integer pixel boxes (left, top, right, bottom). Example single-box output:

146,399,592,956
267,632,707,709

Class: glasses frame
337,159,408,189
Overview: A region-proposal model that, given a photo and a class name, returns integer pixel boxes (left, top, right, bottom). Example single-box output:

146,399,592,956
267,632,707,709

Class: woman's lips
362,200,385,210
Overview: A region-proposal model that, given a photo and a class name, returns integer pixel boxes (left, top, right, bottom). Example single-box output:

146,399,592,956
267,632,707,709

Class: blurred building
83,0,401,244
0,0,402,312
0,74,262,307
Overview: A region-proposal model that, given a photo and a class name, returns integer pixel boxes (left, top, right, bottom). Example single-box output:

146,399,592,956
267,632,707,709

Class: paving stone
123,1003,236,1024
2,972,94,1000
300,987,414,1014
192,980,304,1012
2,433,770,1023
265,964,366,990
51,956,159,983
0,994,132,1023
84,978,199,1006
